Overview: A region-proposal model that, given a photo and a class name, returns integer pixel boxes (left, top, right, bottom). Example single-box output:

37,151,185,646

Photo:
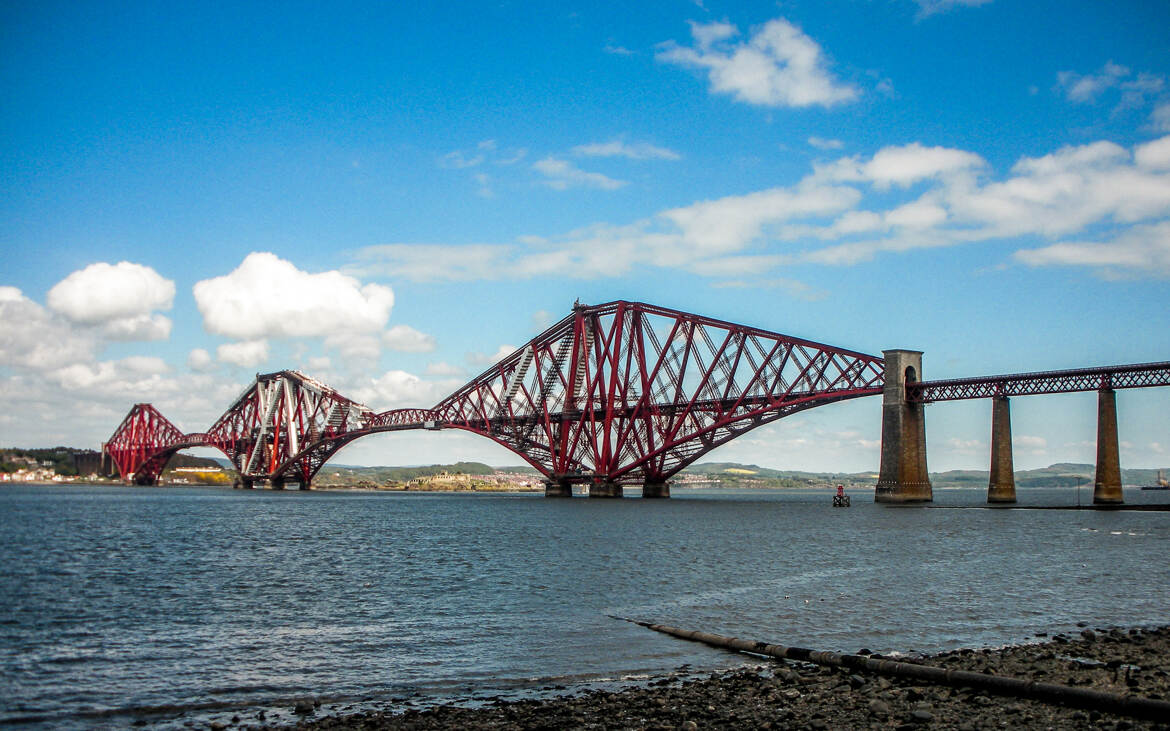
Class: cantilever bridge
104,300,1170,503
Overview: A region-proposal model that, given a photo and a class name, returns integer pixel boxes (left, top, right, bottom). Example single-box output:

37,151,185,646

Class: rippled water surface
3,483,1170,727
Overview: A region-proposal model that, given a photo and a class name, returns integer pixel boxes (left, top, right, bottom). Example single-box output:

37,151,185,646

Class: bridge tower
875,350,932,503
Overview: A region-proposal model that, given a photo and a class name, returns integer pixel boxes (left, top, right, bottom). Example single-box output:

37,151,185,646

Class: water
3,483,1170,728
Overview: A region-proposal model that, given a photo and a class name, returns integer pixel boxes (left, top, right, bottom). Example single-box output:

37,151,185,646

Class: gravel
252,625,1170,730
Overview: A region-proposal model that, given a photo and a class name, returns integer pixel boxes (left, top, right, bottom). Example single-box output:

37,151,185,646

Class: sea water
2,483,1169,727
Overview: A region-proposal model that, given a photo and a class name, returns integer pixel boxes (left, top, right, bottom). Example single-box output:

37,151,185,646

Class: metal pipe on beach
610,616,1170,722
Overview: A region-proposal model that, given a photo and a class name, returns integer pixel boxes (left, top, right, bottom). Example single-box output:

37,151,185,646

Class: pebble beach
246,624,1170,731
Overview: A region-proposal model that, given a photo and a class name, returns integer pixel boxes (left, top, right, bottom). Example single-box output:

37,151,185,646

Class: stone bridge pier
874,350,932,503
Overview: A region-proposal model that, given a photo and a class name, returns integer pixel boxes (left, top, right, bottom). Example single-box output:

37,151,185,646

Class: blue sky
2,0,1168,473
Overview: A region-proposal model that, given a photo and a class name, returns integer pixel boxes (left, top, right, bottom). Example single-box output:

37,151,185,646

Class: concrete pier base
270,478,285,491
1094,388,1124,505
642,481,670,498
987,396,1017,504
874,350,933,503
544,479,573,498
589,480,623,498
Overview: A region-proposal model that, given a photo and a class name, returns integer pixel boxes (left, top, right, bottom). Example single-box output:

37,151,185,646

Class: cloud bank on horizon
2,1,1168,472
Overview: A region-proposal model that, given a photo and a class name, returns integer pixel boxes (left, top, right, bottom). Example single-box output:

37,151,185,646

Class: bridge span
102,300,1169,504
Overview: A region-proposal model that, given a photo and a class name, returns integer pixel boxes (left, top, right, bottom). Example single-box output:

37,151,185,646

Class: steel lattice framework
431,301,885,484
909,361,1170,403
102,300,887,487
105,404,216,484
204,370,376,486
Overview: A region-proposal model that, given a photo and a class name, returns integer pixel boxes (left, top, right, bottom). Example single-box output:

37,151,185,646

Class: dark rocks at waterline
261,626,1170,730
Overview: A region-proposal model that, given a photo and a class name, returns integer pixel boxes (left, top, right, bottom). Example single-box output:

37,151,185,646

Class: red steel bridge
103,300,1170,501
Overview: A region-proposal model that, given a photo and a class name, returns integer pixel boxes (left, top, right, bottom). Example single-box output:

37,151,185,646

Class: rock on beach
254,625,1170,730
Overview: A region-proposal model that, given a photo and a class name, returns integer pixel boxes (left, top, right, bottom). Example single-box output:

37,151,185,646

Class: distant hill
681,461,1168,489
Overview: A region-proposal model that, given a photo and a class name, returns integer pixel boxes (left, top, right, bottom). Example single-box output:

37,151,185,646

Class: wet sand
254,625,1170,730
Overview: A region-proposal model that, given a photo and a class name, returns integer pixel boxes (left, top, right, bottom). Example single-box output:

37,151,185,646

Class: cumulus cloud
217,339,270,368
350,370,458,411
657,18,858,108
1136,135,1170,170
823,142,986,189
187,348,214,372
194,252,395,341
533,157,627,190
0,287,97,370
384,324,437,353
46,261,174,341
572,140,681,160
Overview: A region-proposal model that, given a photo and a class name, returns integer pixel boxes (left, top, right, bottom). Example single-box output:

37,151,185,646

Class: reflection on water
2,483,1169,727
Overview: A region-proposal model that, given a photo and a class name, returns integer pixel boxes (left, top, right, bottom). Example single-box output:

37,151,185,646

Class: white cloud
1014,435,1048,451
660,183,860,255
808,136,844,151
305,356,332,373
0,287,96,370
860,143,986,188
1057,62,1130,103
1152,102,1170,133
657,18,858,109
350,370,455,411
352,135,1170,282
531,309,556,331
1056,62,1166,113
439,150,485,169
348,244,512,282
886,199,948,229
572,140,681,160
384,324,437,353
1013,220,1170,277
187,348,214,372
425,361,466,377
217,339,270,368
194,252,395,341
1136,135,1170,170
119,356,169,375
913,0,992,17
467,344,518,367
46,261,174,340
533,157,627,190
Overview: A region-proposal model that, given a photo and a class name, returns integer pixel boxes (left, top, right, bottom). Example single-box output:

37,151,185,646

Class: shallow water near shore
2,483,1169,728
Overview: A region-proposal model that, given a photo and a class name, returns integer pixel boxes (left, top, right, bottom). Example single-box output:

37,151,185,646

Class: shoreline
245,624,1170,730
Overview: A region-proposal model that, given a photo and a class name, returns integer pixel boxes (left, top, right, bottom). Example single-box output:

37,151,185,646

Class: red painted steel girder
431,300,885,484
909,361,1170,403
207,370,374,485
104,404,213,484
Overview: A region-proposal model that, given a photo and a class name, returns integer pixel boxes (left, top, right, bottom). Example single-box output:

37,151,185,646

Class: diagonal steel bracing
431,301,886,484
102,301,888,487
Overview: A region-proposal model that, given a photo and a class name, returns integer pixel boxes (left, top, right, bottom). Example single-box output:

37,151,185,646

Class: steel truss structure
102,300,886,487
105,404,212,485
433,301,885,485
909,361,1170,403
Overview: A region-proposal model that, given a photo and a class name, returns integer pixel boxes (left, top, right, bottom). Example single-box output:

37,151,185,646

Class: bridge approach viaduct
102,301,1170,504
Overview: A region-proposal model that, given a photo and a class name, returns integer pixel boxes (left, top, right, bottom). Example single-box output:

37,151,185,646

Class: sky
2,0,1169,474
